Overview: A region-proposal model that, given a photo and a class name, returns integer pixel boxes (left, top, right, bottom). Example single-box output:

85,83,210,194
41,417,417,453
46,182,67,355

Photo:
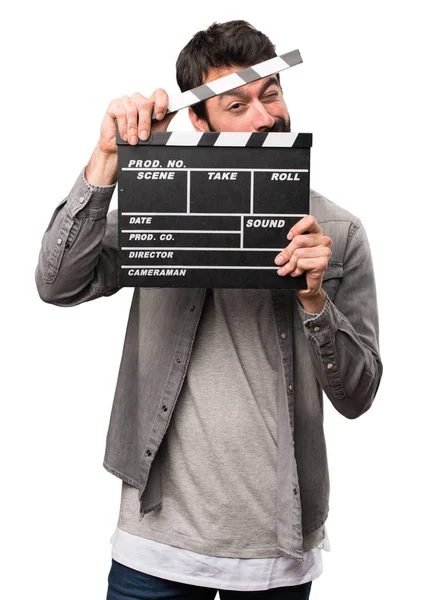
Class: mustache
264,117,291,133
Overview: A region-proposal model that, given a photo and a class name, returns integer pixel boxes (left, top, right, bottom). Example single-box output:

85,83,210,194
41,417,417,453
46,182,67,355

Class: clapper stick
152,49,302,120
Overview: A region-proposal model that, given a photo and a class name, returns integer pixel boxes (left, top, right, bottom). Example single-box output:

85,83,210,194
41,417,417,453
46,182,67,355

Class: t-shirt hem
124,525,286,558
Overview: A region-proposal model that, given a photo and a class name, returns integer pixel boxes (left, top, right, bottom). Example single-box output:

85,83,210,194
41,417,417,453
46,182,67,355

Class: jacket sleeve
297,221,383,419
35,167,120,306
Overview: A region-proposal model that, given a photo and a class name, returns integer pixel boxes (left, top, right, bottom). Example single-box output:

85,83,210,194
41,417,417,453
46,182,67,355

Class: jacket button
327,363,334,370
280,332,287,340
146,450,151,456
176,357,181,363
162,405,168,412
288,384,293,392
313,326,320,332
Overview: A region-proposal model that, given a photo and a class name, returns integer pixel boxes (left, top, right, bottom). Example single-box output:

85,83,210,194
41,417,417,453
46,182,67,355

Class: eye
263,92,279,101
228,102,243,111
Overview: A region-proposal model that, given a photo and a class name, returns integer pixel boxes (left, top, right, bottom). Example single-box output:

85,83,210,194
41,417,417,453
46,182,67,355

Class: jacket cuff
297,295,346,399
296,294,342,345
65,167,116,217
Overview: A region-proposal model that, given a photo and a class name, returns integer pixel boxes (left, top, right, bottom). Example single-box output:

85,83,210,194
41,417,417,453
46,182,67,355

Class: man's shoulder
310,188,361,228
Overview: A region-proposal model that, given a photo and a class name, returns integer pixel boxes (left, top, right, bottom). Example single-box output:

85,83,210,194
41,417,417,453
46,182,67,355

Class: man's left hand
274,215,332,314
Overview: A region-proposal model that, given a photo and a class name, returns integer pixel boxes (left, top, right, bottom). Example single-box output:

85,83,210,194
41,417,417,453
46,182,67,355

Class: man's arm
35,89,176,306
297,221,382,419
274,215,382,419
35,168,119,306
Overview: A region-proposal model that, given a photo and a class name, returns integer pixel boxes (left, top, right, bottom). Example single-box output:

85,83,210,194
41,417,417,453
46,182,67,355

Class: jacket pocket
64,217,83,250
322,261,343,302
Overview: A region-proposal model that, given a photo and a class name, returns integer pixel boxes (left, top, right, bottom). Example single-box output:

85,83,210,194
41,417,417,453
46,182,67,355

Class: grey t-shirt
117,288,287,559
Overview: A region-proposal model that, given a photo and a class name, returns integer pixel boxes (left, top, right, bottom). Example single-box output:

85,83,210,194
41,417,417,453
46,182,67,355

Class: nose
251,101,275,131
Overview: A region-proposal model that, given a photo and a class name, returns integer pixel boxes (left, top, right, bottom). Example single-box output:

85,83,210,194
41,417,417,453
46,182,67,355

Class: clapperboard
117,50,312,289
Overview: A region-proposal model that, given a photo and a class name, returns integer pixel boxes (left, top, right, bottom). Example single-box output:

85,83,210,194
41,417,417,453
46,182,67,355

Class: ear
189,107,210,132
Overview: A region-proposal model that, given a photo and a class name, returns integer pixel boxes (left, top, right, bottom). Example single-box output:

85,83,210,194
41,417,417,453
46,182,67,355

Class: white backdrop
1,1,421,599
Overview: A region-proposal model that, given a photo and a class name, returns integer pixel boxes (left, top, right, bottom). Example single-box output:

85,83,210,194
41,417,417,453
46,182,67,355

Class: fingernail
140,130,149,141
274,255,283,265
122,133,128,141
130,135,138,145
277,268,285,276
155,112,164,120
287,232,293,240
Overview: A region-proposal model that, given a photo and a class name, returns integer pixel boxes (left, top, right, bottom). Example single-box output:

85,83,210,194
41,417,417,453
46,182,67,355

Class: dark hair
176,20,277,120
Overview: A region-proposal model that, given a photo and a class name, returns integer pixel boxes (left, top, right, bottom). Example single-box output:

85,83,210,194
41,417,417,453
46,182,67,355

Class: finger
131,93,154,141
108,98,128,142
287,215,323,240
280,258,326,296
277,247,331,277
152,110,178,133
274,234,331,265
290,257,329,279
150,88,169,121
297,259,327,296
121,95,139,145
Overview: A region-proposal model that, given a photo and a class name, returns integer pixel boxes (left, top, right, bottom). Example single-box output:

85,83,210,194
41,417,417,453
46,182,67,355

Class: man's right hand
86,89,175,186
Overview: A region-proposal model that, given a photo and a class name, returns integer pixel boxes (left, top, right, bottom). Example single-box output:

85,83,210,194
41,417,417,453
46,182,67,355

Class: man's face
189,65,291,133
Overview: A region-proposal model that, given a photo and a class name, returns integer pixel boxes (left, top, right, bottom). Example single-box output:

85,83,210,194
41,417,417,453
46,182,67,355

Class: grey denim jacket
35,168,382,561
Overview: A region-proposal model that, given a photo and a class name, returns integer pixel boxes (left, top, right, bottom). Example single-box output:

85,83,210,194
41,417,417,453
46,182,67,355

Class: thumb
152,110,177,133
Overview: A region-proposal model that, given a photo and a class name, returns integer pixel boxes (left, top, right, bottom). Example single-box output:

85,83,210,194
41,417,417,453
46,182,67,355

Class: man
36,20,382,600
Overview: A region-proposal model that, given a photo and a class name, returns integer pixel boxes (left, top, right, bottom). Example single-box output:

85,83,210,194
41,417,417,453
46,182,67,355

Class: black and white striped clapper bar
117,130,312,288
152,49,303,118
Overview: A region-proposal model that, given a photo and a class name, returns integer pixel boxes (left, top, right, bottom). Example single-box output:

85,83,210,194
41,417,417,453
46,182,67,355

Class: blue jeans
107,559,312,599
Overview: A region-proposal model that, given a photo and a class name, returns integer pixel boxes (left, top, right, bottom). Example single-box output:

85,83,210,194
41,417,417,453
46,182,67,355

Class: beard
204,113,291,133
266,116,291,132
